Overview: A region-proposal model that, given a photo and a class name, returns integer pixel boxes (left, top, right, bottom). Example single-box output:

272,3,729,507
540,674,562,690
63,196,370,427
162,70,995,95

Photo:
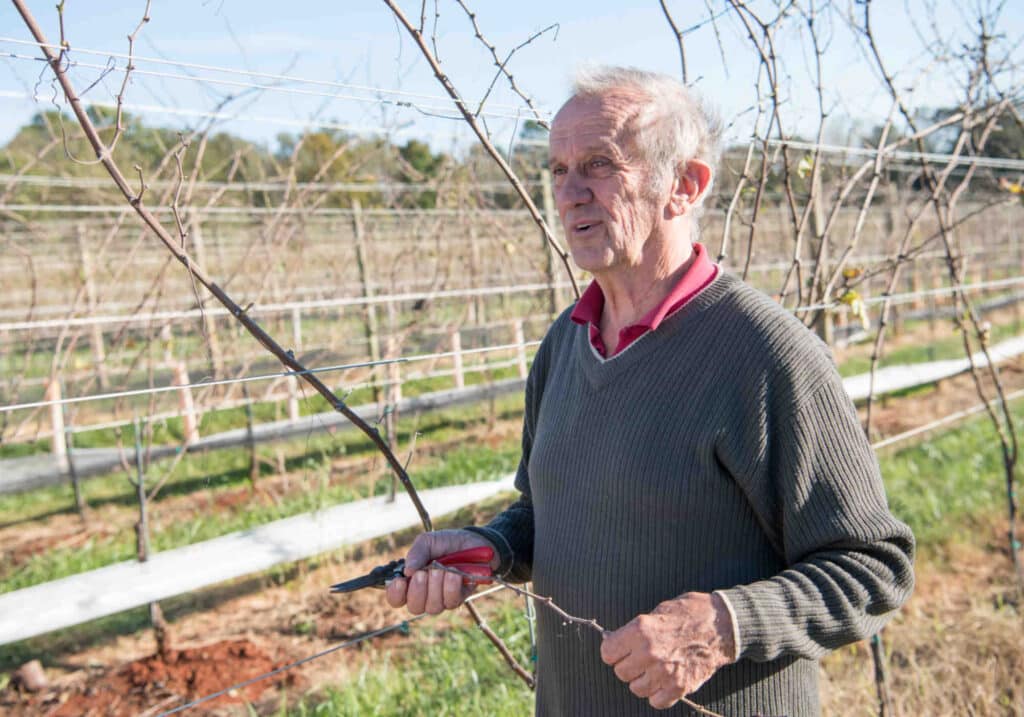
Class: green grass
879,404,1018,549
282,602,534,717
0,397,524,594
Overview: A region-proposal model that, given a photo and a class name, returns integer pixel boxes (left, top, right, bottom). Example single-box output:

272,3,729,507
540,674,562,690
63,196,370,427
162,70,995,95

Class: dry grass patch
822,526,1023,715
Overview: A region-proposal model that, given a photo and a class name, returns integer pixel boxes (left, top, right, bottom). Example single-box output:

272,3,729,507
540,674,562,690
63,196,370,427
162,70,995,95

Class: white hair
569,66,722,208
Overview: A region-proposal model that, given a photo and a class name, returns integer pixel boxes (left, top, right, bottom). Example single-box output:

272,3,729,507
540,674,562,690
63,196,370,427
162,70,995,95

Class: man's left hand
600,592,736,710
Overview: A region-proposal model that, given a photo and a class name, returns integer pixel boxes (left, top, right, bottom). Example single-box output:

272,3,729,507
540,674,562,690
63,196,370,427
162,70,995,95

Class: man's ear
668,159,713,217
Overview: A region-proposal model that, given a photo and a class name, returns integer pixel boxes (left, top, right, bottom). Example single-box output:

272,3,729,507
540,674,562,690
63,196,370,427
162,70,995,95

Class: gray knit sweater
470,272,915,717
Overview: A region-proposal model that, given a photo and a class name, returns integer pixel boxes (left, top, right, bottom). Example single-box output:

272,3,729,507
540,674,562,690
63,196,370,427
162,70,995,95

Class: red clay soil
9,639,295,717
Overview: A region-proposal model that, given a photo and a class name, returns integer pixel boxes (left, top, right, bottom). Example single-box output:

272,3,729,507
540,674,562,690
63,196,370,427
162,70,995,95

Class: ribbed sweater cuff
717,585,771,661
713,590,743,659
463,526,515,578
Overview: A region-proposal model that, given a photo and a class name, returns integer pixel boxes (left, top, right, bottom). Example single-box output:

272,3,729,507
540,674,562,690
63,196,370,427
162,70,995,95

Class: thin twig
455,0,555,129
381,0,579,300
12,0,435,533
659,0,688,84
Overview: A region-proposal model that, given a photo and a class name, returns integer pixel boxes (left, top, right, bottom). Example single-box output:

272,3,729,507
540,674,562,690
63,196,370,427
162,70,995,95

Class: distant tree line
2,102,1020,215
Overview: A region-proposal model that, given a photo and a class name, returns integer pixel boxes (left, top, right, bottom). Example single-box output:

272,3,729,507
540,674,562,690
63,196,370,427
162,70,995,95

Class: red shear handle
437,546,494,566
436,546,494,585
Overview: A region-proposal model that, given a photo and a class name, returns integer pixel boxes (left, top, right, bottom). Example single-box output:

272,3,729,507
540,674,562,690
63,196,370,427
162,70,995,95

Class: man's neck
596,239,696,331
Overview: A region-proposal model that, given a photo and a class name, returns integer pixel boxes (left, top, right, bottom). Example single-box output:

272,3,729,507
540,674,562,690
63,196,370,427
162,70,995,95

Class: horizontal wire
766,138,1024,172
871,386,1024,450
4,50,536,122
5,272,1019,416
0,281,571,331
154,584,508,717
0,35,546,115
0,339,542,413
0,271,551,317
38,356,527,440
794,274,1024,312
0,202,529,216
2,272,1008,333
0,173,532,193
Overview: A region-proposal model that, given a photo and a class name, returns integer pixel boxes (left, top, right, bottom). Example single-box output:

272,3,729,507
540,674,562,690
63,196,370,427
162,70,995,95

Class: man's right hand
385,529,499,615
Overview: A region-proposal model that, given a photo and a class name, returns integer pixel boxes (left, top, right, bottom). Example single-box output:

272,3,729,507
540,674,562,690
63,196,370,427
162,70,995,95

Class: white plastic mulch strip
0,475,515,645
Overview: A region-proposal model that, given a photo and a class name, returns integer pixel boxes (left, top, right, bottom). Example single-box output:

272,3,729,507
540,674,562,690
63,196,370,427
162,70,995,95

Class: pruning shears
330,546,495,593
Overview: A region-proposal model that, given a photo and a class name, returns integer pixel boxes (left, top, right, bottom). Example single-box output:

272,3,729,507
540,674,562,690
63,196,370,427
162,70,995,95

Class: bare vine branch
381,0,579,300
11,0,435,533
659,0,688,84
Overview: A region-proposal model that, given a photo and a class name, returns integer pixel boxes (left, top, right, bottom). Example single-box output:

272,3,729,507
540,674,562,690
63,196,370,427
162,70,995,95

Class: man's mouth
572,221,601,234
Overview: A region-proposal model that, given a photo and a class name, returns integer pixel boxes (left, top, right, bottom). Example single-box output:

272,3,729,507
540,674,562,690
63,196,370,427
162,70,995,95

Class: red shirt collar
570,242,718,356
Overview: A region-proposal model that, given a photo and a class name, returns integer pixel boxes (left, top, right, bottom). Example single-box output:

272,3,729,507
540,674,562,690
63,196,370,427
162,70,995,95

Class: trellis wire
0,203,534,215
0,173,535,193
794,275,1024,312
3,50,537,123
766,138,1024,172
0,281,571,331
871,387,1024,451
2,273,1017,333
14,355,529,441
0,89,471,140
0,339,542,414
0,35,547,115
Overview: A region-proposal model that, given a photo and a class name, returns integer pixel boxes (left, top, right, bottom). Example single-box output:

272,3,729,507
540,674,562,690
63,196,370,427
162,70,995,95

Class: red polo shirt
570,243,719,358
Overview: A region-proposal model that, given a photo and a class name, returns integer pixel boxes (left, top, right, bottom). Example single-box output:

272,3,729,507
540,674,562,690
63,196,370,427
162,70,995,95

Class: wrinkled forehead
549,90,649,156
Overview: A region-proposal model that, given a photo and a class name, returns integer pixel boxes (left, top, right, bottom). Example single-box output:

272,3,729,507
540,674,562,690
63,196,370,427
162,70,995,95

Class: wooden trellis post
172,361,200,445
45,378,66,466
353,199,383,405
76,225,109,389
242,384,260,487
60,381,86,517
540,169,562,317
514,320,528,379
189,218,224,379
131,415,171,659
468,222,486,325
287,306,302,422
451,328,465,389
1015,212,1022,333
385,302,401,503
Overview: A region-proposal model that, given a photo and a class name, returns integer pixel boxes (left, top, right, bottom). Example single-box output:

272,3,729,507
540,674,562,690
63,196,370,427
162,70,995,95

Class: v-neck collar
573,272,738,390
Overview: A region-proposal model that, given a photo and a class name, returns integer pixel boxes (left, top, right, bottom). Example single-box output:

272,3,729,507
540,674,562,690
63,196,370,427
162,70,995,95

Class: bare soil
24,639,294,717
0,512,500,716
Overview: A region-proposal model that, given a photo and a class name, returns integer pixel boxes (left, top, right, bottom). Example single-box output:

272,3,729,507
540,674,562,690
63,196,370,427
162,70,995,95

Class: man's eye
551,166,567,176
589,158,610,170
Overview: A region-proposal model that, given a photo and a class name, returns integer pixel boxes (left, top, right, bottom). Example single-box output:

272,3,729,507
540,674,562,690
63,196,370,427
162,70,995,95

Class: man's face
548,92,667,275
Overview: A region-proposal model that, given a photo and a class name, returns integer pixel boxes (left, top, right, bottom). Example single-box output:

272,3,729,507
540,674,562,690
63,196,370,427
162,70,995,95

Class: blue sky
1,1,1021,154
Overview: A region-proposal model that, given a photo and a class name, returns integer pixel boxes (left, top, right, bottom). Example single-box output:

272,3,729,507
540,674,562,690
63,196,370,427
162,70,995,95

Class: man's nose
556,174,592,219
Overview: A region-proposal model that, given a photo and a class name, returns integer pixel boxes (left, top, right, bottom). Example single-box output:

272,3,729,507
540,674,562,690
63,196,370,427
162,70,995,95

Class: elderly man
386,67,914,716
